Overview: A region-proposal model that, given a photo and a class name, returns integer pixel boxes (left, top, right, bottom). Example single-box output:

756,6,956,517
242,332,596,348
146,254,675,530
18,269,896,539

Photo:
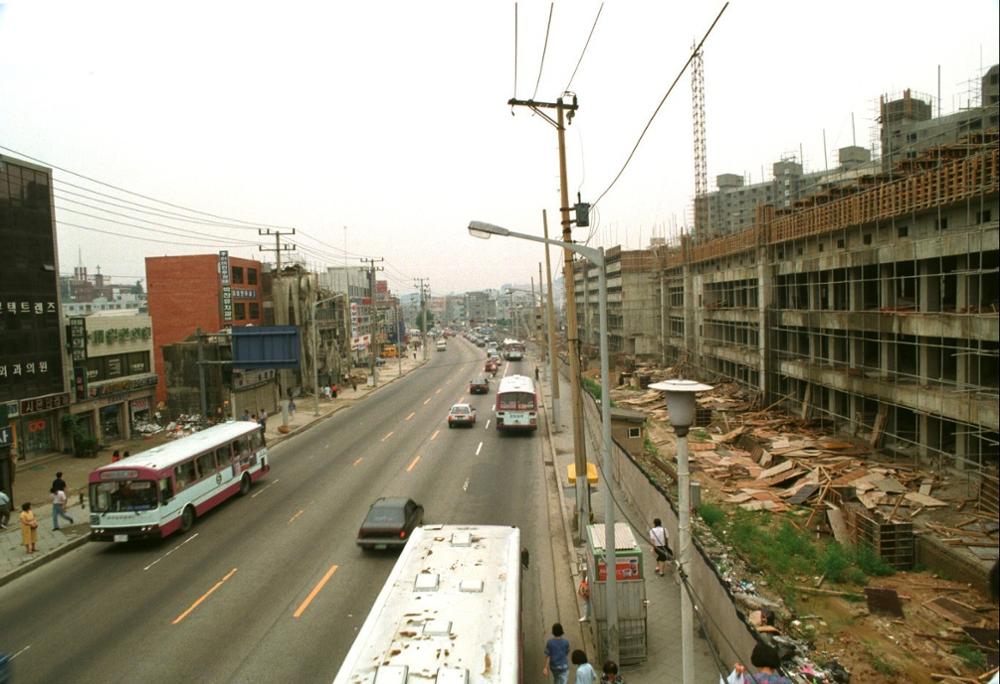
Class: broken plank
827,507,851,545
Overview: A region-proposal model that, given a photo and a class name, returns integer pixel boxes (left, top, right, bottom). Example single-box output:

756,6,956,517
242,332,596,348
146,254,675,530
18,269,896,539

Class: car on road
485,359,499,374
356,497,424,551
447,403,477,428
469,376,490,394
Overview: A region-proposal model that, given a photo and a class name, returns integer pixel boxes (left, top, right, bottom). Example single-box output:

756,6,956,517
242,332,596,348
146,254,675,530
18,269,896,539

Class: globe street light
648,379,713,684
468,220,621,662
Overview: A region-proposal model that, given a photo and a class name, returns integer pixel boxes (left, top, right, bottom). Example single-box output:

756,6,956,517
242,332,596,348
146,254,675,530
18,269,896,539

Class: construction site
566,62,998,682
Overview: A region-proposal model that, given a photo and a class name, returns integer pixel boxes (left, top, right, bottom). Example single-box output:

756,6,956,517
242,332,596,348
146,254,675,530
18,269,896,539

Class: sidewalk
0,352,427,588
536,360,720,683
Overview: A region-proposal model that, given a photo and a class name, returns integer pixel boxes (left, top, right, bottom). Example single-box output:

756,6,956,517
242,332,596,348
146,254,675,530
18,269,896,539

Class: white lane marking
144,533,200,571
462,478,470,492
10,645,30,660
250,478,280,499
485,419,491,430
475,441,483,456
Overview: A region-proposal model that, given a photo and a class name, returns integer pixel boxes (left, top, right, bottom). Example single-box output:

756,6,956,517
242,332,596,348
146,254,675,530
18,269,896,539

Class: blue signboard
231,326,301,369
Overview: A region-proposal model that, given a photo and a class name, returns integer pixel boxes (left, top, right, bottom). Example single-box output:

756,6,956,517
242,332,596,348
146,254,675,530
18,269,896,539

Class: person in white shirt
51,487,74,530
648,518,671,577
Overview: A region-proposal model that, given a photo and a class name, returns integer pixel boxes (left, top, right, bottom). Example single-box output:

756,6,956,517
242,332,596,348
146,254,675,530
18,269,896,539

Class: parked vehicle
447,403,477,428
356,497,424,551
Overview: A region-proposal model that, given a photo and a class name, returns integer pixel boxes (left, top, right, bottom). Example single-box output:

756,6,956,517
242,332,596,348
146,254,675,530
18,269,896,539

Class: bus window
196,452,216,480
248,429,263,452
174,461,197,490
236,436,252,464
215,445,232,469
160,477,174,503
91,480,158,512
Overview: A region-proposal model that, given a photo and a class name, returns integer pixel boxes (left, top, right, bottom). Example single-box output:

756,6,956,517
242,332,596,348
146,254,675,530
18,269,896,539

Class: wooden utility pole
509,94,589,529
258,228,297,279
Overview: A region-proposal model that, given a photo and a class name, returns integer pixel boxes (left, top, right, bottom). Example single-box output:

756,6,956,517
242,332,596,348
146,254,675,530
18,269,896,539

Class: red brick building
145,254,264,404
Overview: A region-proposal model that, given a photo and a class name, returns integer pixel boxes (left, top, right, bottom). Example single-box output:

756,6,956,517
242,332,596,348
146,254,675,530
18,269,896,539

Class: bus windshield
498,392,535,410
91,480,159,512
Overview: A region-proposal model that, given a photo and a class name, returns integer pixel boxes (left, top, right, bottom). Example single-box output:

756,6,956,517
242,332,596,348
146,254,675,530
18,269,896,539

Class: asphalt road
0,337,557,683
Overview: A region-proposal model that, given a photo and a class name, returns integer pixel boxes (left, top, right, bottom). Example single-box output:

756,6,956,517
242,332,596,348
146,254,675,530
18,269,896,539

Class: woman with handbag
20,502,38,554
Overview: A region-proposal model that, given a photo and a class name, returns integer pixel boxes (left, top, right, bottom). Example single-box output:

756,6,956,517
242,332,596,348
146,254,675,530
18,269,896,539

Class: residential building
60,264,146,315
0,154,70,464
319,266,372,299
145,254,264,406
464,290,497,325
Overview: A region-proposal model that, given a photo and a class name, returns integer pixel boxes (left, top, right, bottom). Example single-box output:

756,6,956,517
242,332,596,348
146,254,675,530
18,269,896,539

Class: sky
1,0,998,296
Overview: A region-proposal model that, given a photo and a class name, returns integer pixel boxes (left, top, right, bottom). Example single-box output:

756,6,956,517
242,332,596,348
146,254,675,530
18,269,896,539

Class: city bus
333,525,522,684
88,421,270,542
494,374,538,432
502,338,525,361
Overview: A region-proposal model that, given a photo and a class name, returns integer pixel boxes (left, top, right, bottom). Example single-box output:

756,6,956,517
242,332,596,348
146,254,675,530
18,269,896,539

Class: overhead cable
564,2,604,92
532,3,554,100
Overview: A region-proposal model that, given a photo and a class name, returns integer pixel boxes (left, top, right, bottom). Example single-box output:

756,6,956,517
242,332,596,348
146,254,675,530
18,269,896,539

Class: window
247,268,258,285
249,302,260,319
160,478,174,502
897,225,908,237
215,445,232,469
128,351,149,374
627,427,641,439
232,266,244,284
196,452,216,479
936,217,948,230
977,210,992,224
236,436,253,464
234,302,246,320
863,234,873,245
174,460,198,490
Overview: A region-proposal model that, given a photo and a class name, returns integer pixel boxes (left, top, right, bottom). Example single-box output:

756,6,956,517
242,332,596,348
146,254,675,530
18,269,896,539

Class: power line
0,143,293,230
54,204,260,245
57,221,253,248
532,3,554,100
564,2,604,92
590,2,729,211
513,2,519,98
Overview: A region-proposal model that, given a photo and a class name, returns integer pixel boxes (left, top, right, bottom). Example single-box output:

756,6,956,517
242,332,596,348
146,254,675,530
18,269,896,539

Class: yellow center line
293,564,339,619
172,568,237,625
381,431,394,442
405,411,416,421
430,430,440,441
423,397,431,405
406,455,421,472
353,457,363,466
288,510,304,524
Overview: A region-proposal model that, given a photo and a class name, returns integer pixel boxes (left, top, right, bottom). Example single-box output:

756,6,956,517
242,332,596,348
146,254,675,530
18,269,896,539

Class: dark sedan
469,376,490,394
356,497,424,551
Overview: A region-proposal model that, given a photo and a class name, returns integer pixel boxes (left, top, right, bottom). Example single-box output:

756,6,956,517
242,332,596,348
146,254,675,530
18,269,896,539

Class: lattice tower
691,45,708,236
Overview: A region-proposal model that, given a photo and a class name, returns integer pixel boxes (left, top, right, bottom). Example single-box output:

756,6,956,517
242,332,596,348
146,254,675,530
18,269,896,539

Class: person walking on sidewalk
20,502,38,553
723,642,794,684
571,650,598,684
601,660,624,683
51,487,74,530
648,517,671,577
258,410,268,445
0,488,11,528
51,471,66,493
542,623,570,684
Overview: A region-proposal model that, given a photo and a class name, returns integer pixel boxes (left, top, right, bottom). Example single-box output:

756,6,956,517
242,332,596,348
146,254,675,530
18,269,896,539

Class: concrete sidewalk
0,352,428,588
536,360,720,683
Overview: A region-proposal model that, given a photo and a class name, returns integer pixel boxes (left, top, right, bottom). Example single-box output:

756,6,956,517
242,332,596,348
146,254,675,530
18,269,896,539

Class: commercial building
464,290,497,325
0,154,70,465
145,253,264,407
60,263,146,315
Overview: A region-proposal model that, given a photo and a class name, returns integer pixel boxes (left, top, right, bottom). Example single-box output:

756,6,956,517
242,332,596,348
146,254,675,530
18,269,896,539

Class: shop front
16,392,70,460
70,374,159,444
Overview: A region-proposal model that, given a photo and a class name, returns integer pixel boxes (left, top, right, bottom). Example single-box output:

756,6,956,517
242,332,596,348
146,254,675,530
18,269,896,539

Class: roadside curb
0,533,90,589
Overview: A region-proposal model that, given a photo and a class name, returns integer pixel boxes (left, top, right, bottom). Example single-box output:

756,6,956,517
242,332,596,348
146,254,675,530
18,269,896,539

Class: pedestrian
51,471,66,493
258,410,267,445
0,488,11,528
535,365,540,381
51,487,74,530
577,575,591,622
572,650,597,684
648,517,671,577
542,623,570,684
20,502,38,553
242,409,250,421
111,449,120,462
601,661,624,683
351,377,358,392
289,397,296,416
122,450,130,460
723,642,793,684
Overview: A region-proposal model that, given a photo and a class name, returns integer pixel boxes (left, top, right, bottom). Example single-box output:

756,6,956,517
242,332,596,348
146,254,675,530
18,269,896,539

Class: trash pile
133,420,164,437
163,414,211,438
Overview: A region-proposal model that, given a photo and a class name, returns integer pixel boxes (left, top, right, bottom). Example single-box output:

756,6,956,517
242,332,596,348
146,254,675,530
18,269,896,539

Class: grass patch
698,503,725,528
953,643,986,669
582,377,602,401
855,544,895,577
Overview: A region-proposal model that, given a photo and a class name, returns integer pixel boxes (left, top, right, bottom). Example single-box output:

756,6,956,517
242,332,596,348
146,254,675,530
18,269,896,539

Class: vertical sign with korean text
219,251,233,322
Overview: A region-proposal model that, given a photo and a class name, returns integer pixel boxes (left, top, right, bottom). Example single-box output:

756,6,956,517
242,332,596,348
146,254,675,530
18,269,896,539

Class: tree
134,279,144,295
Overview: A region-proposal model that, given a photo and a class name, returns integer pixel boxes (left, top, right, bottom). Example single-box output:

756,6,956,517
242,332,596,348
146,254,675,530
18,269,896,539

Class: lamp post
313,293,347,417
648,379,713,684
468,220,620,662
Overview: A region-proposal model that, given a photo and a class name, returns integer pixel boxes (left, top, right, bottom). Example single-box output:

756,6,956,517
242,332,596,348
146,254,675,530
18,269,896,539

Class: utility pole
509,94,589,530
414,277,429,361
361,258,384,386
258,228,297,280
259,228,297,402
543,210,560,433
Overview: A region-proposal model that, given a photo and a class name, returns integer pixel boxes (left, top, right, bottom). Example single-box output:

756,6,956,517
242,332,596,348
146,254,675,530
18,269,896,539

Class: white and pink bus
88,421,269,542
494,374,538,433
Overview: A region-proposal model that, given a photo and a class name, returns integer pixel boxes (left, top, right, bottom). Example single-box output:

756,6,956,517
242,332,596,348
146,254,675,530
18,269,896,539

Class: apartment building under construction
574,67,999,492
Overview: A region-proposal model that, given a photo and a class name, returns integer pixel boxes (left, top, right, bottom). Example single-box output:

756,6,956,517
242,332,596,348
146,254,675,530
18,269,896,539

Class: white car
447,403,477,428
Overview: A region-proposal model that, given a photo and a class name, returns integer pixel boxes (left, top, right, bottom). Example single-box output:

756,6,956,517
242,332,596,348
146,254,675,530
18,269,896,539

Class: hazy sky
1,1,997,296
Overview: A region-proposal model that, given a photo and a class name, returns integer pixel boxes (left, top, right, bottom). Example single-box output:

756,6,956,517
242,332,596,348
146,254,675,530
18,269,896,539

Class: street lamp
648,378,713,684
313,293,347,417
468,220,621,662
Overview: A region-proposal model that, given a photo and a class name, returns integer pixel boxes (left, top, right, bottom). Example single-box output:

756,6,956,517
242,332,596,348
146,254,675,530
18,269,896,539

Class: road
0,337,558,682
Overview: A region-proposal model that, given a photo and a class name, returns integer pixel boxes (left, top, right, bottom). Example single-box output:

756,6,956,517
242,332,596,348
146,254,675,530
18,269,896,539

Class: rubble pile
163,413,211,438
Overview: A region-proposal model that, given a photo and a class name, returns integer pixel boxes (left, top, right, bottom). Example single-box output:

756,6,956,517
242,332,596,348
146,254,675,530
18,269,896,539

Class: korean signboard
219,251,233,322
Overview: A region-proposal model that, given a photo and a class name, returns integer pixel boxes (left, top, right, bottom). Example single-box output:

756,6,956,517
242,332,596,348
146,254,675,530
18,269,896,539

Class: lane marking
475,441,483,456
485,419,491,430
381,431,394,441
250,478,280,499
288,510,305,524
405,412,416,421
293,564,340,618
423,397,431,405
462,477,470,492
406,455,421,472
431,430,440,441
144,532,200,571
435,388,442,394
353,457,363,466
10,645,30,660
172,568,238,624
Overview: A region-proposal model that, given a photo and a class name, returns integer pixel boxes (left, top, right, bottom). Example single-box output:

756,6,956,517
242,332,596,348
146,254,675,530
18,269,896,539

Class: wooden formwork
979,470,999,518
855,510,915,570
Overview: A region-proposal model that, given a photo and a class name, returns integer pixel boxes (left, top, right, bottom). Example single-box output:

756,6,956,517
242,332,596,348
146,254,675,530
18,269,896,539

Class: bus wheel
239,473,252,496
180,506,196,533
